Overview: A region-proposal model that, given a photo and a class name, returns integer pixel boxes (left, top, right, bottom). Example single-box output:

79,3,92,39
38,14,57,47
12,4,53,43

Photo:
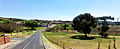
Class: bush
24,20,38,29
46,28,55,32
0,21,24,33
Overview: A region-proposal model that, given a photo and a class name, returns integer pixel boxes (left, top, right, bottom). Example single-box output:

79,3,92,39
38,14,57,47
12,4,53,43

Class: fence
43,33,73,49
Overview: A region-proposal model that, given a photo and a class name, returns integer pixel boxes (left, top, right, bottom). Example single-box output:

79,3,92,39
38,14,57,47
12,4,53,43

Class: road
12,29,44,49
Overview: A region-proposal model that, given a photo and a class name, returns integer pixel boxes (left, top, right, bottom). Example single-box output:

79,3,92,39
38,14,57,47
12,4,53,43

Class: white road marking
22,34,37,49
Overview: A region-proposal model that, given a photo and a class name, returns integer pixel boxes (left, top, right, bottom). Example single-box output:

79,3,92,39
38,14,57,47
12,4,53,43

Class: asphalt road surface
12,29,44,49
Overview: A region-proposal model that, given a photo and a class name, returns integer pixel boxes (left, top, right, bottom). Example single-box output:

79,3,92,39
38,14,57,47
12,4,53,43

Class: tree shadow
24,29,36,31
25,29,36,30
101,37,115,39
70,35,96,40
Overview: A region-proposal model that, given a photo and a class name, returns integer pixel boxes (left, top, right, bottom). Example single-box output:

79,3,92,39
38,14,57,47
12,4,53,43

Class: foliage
97,16,114,37
9,18,24,21
62,24,71,32
55,25,63,30
46,28,56,32
0,18,10,23
24,20,38,29
66,27,70,32
46,25,63,32
62,24,69,30
0,21,23,33
16,25,24,32
39,22,43,24
72,13,97,37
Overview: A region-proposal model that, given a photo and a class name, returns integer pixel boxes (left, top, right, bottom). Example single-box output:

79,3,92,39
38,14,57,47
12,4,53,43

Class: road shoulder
42,33,62,49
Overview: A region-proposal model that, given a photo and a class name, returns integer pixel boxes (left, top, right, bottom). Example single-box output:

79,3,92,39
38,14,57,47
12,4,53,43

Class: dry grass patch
43,32,120,49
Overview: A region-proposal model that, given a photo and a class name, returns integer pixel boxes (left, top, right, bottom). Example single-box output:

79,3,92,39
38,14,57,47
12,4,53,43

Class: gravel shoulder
0,38,25,49
42,33,62,49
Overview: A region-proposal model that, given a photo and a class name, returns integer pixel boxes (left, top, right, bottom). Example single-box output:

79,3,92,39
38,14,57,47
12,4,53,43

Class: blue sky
0,0,120,21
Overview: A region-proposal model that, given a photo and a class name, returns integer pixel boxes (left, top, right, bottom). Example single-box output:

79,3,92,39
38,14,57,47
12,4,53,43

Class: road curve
12,29,44,49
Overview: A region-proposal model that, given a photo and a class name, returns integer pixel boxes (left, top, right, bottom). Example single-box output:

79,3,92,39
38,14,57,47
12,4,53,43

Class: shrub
0,21,24,33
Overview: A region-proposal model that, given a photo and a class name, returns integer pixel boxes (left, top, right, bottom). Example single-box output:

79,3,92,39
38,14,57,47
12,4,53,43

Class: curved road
12,29,44,49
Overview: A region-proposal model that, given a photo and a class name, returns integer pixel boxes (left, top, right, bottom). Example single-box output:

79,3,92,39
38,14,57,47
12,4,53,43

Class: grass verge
43,32,120,49
42,33,62,49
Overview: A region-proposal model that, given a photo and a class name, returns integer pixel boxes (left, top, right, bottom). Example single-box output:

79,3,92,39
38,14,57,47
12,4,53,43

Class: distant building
16,22,21,24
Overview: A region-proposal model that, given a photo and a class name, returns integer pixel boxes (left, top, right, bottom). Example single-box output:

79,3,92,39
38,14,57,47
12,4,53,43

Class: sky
0,0,120,21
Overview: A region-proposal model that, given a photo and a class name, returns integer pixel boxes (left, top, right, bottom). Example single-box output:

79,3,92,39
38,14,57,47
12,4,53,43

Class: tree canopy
0,21,23,33
62,24,69,30
72,13,97,37
97,16,114,37
24,20,38,29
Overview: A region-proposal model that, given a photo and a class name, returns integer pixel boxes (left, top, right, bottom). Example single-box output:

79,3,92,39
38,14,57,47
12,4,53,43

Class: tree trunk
101,34,104,38
67,30,68,32
85,33,87,37
31,27,35,30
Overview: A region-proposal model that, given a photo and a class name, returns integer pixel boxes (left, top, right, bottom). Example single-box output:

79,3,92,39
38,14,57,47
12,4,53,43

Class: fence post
98,39,101,49
56,42,58,45
71,48,73,49
63,44,65,49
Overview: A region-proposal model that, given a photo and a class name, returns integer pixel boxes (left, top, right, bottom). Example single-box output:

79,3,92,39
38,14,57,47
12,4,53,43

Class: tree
62,24,71,32
16,25,24,32
97,16,114,37
0,21,18,33
66,27,70,32
62,24,69,30
73,13,97,37
24,20,38,29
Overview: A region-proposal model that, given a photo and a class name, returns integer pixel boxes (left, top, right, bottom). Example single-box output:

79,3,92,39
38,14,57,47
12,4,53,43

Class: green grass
44,32,69,35
36,27,44,30
43,32,120,49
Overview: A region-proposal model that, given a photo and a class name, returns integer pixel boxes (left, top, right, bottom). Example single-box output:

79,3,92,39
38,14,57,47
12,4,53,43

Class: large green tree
72,13,97,37
24,20,38,29
97,16,114,37
0,21,19,33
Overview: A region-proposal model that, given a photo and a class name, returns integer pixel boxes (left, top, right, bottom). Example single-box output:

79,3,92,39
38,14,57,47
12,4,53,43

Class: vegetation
5,27,44,38
0,21,24,33
46,24,72,32
0,18,10,23
43,32,120,49
62,24,71,32
24,20,38,29
72,13,97,37
43,13,118,49
97,16,114,37
0,17,44,37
